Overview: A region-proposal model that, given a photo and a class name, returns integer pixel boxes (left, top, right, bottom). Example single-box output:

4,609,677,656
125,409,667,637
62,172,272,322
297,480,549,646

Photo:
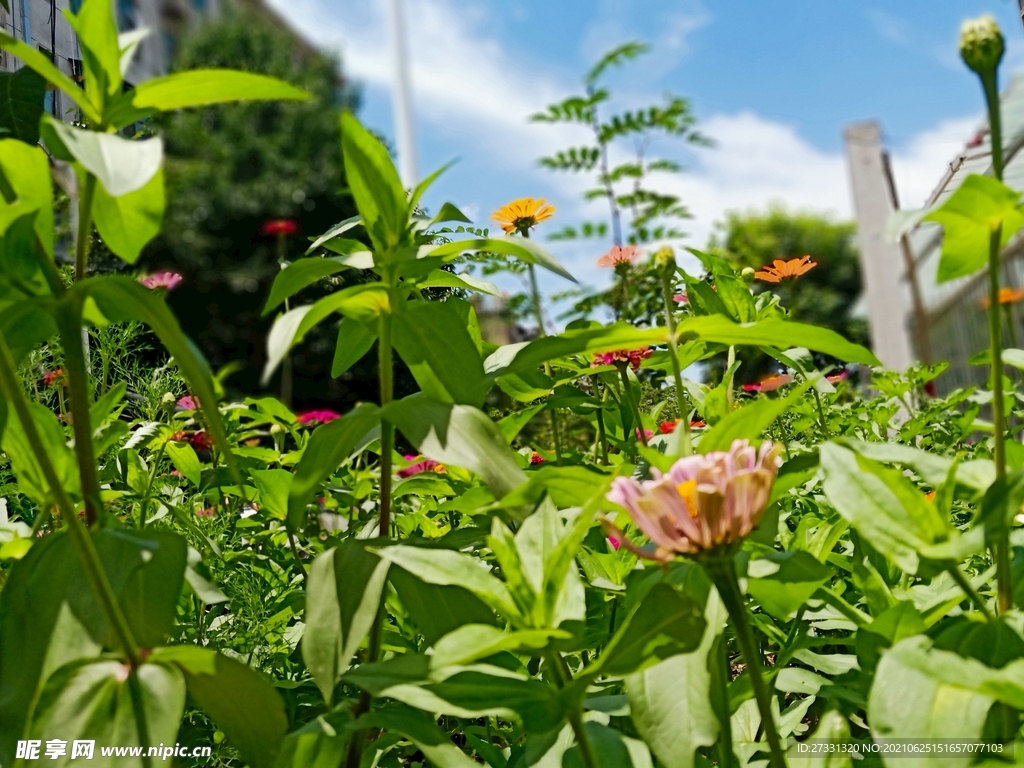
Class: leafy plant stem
705,553,786,768
947,564,994,621
378,300,394,537
544,651,598,768
138,441,168,529
0,330,141,669
74,173,96,281
619,363,648,447
810,388,830,441
57,307,104,526
812,587,871,627
287,530,307,579
660,267,692,454
127,671,153,768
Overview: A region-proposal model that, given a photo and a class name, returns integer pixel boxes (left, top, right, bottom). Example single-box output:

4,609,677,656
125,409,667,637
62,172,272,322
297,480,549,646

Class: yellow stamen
676,479,699,518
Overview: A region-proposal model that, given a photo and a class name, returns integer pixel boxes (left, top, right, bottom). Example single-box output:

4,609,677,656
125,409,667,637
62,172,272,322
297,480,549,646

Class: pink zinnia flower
636,427,655,441
591,347,654,371
742,374,793,393
673,293,688,304
195,506,217,518
607,534,621,551
297,409,342,426
826,371,849,385
177,395,199,411
597,245,641,268
530,452,545,465
397,454,445,478
605,439,781,559
140,271,183,291
261,218,299,237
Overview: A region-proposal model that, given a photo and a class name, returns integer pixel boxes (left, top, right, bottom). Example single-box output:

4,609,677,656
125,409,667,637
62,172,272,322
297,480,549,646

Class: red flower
139,271,183,291
190,431,213,452
195,506,217,518
297,409,342,426
591,347,654,371
826,371,849,385
530,452,545,465
261,219,299,237
43,368,65,387
742,374,794,393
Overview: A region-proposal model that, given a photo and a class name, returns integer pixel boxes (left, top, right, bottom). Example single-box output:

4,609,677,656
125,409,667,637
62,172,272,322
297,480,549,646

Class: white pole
385,0,418,188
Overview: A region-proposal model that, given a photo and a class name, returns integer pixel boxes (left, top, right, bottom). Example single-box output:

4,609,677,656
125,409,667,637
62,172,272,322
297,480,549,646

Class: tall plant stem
704,554,786,768
526,255,564,464
948,564,994,621
544,651,598,768
0,332,140,670
619,364,648,448
277,233,293,408
57,308,103,526
660,267,692,454
75,174,96,282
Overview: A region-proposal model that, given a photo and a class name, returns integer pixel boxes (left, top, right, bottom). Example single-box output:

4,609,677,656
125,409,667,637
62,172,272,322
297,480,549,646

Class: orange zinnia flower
980,287,1024,308
754,256,817,283
491,198,555,235
597,245,641,268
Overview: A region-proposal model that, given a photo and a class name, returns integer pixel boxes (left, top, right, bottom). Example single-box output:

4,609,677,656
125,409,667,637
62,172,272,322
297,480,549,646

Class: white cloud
267,0,979,293
867,9,912,47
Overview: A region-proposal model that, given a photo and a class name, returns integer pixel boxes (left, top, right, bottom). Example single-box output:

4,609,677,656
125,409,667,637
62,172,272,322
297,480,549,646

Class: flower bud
651,246,676,273
741,267,755,282
270,423,285,435
960,15,1004,78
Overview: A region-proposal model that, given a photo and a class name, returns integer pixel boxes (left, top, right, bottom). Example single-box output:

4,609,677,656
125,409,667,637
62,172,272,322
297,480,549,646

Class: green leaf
251,469,292,520
65,0,122,109
274,706,353,768
593,582,706,677
0,32,101,122
340,112,407,252
91,168,164,263
376,544,519,621
28,659,185,765
0,140,55,258
792,711,852,768
0,68,46,144
287,403,380,527
383,395,527,501
626,571,726,768
746,550,831,620
923,175,1024,283
41,116,162,197
393,300,489,407
303,542,391,703
2,401,79,505
166,440,201,486
151,646,288,768
262,256,356,316
106,69,310,128
427,236,576,282
358,705,479,768
499,465,611,510
564,722,653,768
417,269,501,296
497,404,546,443
331,317,377,377
698,380,812,454
431,625,571,668
677,315,880,366
388,565,497,647
820,443,982,574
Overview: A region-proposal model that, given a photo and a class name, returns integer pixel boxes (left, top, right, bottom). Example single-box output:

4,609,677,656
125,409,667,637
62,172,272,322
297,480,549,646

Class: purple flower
140,271,183,291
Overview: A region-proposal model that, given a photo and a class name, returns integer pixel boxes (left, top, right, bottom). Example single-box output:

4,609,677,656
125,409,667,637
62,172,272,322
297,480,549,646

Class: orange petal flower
597,245,641,268
754,256,817,283
980,287,1024,308
490,197,555,235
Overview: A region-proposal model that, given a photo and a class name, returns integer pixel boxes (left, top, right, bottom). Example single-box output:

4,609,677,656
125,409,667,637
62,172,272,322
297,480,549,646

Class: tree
143,7,362,403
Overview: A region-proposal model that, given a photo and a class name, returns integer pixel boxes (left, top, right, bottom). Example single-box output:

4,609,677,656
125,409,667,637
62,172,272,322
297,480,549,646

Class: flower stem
705,554,786,768
619,364,648,448
524,237,564,464
948,564,994,621
544,651,598,768
75,174,96,282
660,268,692,455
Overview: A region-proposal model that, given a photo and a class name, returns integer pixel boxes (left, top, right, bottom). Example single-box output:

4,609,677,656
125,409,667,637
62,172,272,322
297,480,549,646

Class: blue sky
268,0,1024,302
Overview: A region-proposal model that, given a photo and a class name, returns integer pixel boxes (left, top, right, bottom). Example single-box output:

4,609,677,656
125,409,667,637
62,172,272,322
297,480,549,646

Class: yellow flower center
676,479,699,518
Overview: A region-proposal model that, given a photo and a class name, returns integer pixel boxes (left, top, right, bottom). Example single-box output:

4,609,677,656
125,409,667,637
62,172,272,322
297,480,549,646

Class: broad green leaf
430,625,570,668
376,544,519,620
303,542,390,703
251,469,292,520
427,236,576,282
564,722,653,768
0,68,46,144
0,140,55,257
790,711,852,768
383,395,527,501
262,256,356,316
820,443,982,574
306,214,362,254
331,317,377,377
358,704,480,768
0,32,100,122
106,69,310,128
274,706,353,768
497,404,545,443
677,315,880,366
2,401,79,505
341,112,407,252
41,116,162,197
65,0,122,108
746,550,831,620
28,659,185,767
151,646,287,768
91,168,165,263
499,465,612,510
592,582,706,677
393,300,489,407
417,269,501,296
388,565,497,646
923,175,1024,283
698,379,812,454
287,403,380,527
841,439,994,496
165,440,201,486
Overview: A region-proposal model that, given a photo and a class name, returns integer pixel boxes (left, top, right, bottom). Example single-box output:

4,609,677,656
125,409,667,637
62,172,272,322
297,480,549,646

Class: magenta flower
177,395,199,411
591,347,654,371
397,454,445,478
826,371,849,385
530,452,545,465
297,409,342,426
140,271,183,291
673,293,688,304
605,439,781,559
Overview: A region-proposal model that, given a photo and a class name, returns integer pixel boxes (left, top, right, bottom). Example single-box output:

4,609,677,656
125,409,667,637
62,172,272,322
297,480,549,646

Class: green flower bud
960,15,1004,77
741,267,755,282
651,246,676,273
